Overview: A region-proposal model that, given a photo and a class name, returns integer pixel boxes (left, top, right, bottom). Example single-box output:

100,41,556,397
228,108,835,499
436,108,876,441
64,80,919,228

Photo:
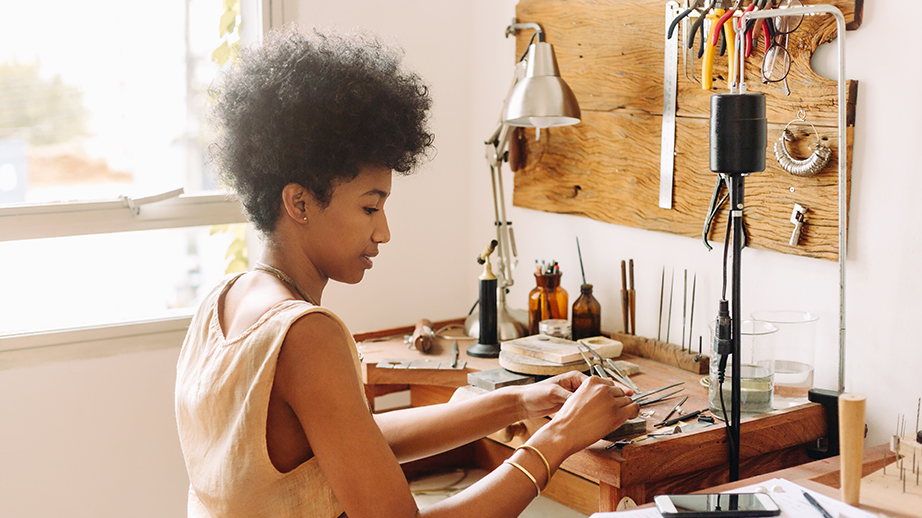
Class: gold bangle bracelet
503,459,541,497
515,445,551,484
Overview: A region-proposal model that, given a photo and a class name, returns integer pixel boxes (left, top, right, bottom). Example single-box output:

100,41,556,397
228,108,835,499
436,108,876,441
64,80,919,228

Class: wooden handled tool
411,318,434,353
628,259,636,335
621,260,630,334
839,393,866,506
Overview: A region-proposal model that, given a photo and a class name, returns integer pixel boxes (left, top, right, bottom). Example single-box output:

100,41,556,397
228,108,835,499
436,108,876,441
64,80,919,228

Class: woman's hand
544,376,640,455
513,370,635,420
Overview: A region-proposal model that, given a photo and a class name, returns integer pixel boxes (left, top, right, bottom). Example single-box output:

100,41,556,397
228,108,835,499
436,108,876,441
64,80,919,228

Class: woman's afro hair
209,26,434,234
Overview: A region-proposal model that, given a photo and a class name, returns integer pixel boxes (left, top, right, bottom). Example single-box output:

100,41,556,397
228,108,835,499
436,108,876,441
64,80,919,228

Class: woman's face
303,165,392,285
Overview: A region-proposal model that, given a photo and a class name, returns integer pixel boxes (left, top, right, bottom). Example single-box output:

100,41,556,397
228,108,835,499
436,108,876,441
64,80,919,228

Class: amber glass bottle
571,284,601,340
528,273,568,335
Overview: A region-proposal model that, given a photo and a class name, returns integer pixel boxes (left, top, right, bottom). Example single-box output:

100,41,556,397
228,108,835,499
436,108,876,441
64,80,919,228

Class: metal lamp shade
502,41,580,128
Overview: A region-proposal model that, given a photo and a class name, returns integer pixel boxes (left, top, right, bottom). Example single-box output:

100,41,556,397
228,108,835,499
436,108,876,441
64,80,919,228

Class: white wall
294,0,482,331
0,348,188,517
1,1,918,516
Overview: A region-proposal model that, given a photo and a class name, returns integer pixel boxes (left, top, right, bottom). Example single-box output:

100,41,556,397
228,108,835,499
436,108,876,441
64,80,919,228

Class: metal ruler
659,1,681,209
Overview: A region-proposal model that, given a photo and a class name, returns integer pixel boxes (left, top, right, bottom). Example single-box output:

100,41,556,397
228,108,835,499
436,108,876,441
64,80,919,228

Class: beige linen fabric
176,273,362,517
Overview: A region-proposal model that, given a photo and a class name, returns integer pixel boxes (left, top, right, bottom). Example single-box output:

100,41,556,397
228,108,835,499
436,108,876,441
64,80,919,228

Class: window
0,0,278,362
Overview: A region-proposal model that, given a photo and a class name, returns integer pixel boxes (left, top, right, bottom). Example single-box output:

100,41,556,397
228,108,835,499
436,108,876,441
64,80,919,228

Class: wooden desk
355,319,492,410
355,326,827,514
697,444,917,518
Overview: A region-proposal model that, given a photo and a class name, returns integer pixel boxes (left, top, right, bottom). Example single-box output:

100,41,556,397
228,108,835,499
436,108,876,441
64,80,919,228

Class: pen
658,409,706,427
655,396,688,427
802,491,833,518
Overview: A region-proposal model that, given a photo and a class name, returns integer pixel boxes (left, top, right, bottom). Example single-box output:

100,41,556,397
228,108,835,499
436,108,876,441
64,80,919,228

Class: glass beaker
750,310,818,398
528,272,568,335
708,319,777,416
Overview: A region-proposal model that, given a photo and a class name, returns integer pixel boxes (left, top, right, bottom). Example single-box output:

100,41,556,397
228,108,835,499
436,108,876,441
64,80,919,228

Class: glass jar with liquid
528,272,568,335
708,319,777,416
750,310,818,399
571,284,601,340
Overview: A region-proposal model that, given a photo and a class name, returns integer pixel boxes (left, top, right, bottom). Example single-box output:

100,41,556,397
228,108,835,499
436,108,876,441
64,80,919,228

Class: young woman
175,26,639,517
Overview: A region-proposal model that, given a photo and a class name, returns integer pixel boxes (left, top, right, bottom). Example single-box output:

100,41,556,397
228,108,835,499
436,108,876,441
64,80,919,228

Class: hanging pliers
702,175,748,251
688,0,717,59
667,0,704,40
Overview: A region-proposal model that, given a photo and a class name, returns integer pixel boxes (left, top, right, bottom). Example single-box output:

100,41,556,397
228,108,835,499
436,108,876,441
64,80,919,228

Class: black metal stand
728,174,745,481
467,277,500,358
708,91,766,483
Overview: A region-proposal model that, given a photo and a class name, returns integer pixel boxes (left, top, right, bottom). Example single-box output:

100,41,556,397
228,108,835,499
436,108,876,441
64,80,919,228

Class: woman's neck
258,245,327,306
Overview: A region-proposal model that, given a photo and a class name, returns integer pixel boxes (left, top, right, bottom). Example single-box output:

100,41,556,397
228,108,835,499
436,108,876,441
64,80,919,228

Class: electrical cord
719,379,737,457
517,32,540,63
722,199,732,300
717,210,733,381
716,203,736,465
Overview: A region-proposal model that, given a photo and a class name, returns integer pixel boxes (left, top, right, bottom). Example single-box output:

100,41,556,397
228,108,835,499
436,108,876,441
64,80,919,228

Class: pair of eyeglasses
761,0,805,95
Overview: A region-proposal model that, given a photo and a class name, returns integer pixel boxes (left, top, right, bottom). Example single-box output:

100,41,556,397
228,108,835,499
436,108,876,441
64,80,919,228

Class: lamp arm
505,19,544,42
485,124,517,291
482,55,530,291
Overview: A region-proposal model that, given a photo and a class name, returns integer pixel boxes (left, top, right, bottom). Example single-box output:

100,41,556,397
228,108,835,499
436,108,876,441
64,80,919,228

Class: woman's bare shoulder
220,272,299,339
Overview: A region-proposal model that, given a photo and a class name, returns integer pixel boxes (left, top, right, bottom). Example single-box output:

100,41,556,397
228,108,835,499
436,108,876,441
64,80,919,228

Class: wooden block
501,334,623,364
611,332,708,374
375,359,467,371
603,418,647,441
499,350,641,378
499,350,588,376
467,368,534,391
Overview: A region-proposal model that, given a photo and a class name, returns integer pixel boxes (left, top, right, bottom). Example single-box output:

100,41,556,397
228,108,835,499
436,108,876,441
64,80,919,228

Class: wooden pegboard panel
511,0,862,261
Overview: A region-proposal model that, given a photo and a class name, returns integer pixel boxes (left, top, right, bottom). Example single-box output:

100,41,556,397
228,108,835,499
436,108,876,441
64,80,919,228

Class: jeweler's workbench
354,322,828,514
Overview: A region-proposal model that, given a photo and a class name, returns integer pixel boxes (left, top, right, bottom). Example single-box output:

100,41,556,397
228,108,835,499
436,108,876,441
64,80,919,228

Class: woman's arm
276,312,637,518
373,372,589,463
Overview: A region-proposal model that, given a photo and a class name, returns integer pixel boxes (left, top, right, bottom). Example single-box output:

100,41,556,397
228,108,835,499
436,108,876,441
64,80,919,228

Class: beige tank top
176,273,362,517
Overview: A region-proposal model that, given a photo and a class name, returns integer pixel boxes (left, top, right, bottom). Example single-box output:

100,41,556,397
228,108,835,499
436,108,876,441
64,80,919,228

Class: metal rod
658,266,665,341
729,174,745,482
688,273,697,350
743,4,847,394
666,268,675,343
682,269,688,350
631,381,684,402
576,236,586,285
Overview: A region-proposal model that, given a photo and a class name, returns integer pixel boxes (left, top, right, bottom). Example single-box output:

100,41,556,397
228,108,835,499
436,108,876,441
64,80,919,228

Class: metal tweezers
575,343,640,392
631,381,685,403
575,344,685,406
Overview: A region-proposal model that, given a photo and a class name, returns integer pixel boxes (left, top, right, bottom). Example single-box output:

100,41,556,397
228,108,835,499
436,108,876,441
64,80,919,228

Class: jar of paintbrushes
528,262,568,335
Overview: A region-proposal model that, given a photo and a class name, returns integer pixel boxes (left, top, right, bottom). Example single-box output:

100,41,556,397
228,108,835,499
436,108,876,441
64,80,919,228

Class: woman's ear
281,183,311,223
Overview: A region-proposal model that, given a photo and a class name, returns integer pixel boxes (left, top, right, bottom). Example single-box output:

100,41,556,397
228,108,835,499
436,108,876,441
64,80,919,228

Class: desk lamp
466,20,581,352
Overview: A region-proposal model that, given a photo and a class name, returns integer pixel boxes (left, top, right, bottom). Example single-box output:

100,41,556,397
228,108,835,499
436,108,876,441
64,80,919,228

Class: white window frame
0,191,247,242
0,0,293,369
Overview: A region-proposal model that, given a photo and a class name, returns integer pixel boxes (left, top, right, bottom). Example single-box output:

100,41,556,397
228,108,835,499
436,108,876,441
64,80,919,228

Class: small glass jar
528,272,568,335
571,284,601,340
539,319,571,340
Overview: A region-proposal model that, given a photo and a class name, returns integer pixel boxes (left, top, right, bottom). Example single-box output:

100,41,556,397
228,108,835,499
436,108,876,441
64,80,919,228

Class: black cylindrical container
709,93,767,174
467,277,500,357
477,277,498,346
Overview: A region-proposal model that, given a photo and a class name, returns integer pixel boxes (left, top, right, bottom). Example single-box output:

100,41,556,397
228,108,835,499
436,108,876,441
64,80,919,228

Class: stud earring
302,216,308,222
774,111,832,177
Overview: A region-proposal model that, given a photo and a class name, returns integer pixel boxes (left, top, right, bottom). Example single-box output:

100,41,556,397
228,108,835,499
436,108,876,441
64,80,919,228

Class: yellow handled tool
701,9,722,90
